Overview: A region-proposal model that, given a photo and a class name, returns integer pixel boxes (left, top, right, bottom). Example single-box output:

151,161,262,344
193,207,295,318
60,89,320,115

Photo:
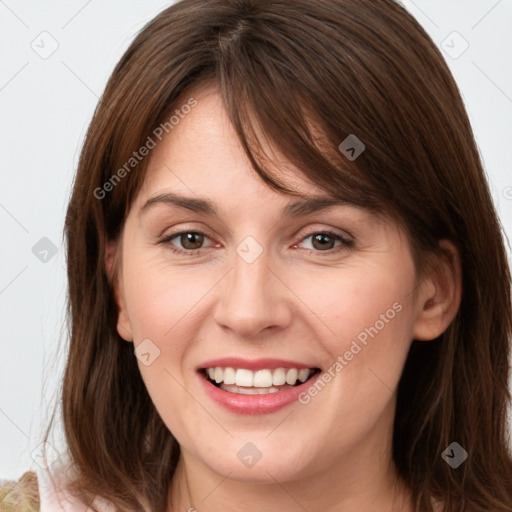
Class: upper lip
198,357,319,371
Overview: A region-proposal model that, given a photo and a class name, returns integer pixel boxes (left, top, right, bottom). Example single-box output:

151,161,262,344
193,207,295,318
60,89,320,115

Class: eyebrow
139,192,351,218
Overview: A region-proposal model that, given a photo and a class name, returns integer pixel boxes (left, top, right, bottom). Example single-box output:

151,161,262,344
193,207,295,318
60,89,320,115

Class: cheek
291,260,415,346
279,267,415,457
120,255,218,417
290,260,416,410
121,259,206,433
123,254,214,343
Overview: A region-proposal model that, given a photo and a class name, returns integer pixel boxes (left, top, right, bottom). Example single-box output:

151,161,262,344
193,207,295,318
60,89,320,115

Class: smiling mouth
202,366,321,395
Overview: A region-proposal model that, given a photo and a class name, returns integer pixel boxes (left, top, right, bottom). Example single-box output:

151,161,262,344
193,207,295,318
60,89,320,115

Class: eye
296,230,353,254
160,230,216,257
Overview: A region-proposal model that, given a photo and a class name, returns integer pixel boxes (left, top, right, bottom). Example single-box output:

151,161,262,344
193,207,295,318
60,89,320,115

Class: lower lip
198,371,321,415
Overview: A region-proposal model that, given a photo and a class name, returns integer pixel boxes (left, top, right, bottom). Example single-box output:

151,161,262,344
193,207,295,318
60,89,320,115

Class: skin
107,84,461,512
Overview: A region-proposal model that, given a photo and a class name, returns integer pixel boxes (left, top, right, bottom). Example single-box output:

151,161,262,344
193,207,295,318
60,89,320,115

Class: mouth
201,366,322,395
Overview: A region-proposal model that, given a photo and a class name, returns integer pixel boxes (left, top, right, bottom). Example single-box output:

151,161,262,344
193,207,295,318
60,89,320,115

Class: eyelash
159,229,354,257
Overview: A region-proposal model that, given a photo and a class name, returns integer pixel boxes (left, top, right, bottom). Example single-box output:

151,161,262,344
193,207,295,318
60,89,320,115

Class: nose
213,245,293,338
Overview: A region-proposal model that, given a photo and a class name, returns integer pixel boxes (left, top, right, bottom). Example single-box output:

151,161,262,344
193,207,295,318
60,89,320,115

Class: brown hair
38,0,512,511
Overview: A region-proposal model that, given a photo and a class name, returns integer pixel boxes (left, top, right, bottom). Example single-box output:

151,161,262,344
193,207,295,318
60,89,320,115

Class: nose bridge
214,237,291,337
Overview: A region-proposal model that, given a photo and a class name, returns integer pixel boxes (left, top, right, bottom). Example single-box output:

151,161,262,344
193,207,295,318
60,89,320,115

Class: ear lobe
412,240,462,341
105,239,133,343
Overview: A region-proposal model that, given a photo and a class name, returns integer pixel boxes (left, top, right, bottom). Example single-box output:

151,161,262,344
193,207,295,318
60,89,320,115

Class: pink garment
36,457,115,512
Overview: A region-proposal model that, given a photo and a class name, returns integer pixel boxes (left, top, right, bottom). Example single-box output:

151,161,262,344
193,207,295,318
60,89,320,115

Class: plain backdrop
1,0,511,480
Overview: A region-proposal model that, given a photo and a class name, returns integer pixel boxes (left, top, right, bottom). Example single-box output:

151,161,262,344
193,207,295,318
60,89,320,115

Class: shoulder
36,456,117,512
1,456,111,512
34,457,90,511
0,470,40,512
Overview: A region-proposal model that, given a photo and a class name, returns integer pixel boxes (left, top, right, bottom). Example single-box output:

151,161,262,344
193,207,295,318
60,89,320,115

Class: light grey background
1,0,511,480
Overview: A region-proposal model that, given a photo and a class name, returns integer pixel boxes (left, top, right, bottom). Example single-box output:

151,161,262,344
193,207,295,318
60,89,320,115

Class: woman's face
112,84,429,484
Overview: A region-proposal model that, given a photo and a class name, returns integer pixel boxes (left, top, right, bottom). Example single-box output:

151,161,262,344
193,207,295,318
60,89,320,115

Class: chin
194,438,318,484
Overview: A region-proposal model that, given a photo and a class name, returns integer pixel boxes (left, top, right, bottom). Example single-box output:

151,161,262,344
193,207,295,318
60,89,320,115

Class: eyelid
293,224,354,245
159,222,217,242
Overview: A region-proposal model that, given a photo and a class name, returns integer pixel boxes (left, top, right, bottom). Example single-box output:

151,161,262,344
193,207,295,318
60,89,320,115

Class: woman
2,0,512,510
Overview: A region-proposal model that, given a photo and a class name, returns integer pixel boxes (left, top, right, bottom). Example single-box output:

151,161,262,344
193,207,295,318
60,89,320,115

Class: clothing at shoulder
35,455,116,512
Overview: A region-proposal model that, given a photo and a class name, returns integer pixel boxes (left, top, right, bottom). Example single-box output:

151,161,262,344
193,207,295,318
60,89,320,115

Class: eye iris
312,233,334,250
181,232,203,250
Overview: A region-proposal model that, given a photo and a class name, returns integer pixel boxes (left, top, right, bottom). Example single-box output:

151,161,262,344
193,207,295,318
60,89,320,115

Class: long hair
36,0,512,511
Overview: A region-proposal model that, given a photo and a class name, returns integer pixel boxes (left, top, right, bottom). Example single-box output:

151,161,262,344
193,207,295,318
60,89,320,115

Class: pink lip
198,357,316,371
197,367,321,415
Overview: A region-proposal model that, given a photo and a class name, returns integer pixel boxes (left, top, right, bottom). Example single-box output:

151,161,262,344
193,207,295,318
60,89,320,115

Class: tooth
219,383,237,393
285,368,298,385
208,366,313,387
235,368,253,387
253,369,273,387
214,367,224,383
237,386,258,394
272,368,286,386
223,367,236,385
298,368,311,383
219,383,295,394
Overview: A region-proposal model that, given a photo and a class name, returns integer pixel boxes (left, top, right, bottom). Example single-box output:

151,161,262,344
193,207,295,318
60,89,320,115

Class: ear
105,239,133,342
412,240,462,341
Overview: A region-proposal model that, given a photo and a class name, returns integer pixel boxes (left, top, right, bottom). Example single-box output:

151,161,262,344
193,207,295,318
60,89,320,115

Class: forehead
136,84,330,210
